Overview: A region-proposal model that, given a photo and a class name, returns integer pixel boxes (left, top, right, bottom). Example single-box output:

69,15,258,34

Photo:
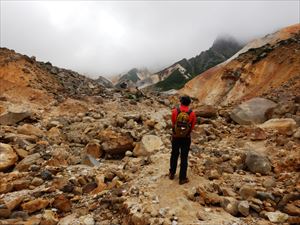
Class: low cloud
1,1,299,78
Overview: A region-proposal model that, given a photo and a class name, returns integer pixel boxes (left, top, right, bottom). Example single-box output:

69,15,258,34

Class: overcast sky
1,1,299,78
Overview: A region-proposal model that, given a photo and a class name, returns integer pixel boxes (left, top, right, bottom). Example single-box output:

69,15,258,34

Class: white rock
133,135,163,157
266,211,289,223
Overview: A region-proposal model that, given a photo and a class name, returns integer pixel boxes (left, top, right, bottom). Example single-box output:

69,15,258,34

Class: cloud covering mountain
1,1,299,77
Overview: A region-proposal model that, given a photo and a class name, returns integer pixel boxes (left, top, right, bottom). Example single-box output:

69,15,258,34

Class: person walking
169,95,196,184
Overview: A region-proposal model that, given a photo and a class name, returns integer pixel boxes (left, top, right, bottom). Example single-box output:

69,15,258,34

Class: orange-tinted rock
13,179,31,191
84,141,103,159
250,127,268,140
0,182,13,193
82,182,97,193
99,129,134,155
21,198,49,213
15,153,41,172
17,124,44,137
52,195,72,212
15,148,29,159
47,127,63,144
194,105,218,118
0,143,18,171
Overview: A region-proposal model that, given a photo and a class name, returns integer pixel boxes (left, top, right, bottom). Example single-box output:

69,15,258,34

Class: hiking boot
169,173,175,180
179,178,189,185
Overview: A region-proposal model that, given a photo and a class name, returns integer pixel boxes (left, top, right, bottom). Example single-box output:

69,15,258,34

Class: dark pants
169,137,191,180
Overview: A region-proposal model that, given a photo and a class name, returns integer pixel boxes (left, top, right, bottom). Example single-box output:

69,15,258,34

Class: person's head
180,95,191,106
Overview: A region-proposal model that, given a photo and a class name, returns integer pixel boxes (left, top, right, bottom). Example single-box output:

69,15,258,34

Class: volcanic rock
221,197,239,216
265,211,289,223
258,118,297,135
17,124,44,137
53,194,72,212
194,105,218,118
245,151,272,175
15,153,41,172
0,111,31,125
21,198,49,213
0,143,18,171
238,201,250,216
99,129,134,155
230,98,277,125
133,135,163,157
239,185,257,200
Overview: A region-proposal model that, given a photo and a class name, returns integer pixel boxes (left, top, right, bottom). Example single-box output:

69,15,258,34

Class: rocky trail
0,46,300,225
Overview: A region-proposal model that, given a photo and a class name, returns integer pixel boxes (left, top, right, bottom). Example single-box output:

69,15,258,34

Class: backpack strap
187,109,192,115
176,107,181,114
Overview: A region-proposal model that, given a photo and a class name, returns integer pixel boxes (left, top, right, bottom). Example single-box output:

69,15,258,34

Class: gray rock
238,201,250,216
41,170,53,180
245,151,271,175
221,197,239,216
230,98,277,125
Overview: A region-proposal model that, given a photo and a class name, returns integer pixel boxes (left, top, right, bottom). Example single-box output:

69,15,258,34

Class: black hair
180,95,191,106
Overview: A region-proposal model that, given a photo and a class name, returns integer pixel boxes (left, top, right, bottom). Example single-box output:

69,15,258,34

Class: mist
1,1,299,78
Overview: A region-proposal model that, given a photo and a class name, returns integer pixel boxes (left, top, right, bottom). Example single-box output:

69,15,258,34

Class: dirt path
126,150,243,225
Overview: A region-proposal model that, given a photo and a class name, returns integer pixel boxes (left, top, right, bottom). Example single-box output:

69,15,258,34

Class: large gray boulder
245,151,272,175
230,98,277,125
133,135,163,157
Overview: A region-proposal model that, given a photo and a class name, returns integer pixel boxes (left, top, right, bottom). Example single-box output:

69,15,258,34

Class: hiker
169,95,196,184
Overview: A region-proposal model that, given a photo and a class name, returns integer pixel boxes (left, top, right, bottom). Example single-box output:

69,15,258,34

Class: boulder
17,124,44,137
245,151,272,175
40,210,59,225
133,135,163,157
0,111,31,125
221,197,239,216
21,198,49,213
99,129,134,155
53,194,72,212
265,211,289,223
230,98,277,125
47,127,63,144
81,154,100,167
239,185,257,200
83,141,103,159
258,118,297,135
0,143,18,171
238,201,250,216
58,213,79,225
294,128,300,139
284,203,300,216
15,153,41,172
194,105,218,118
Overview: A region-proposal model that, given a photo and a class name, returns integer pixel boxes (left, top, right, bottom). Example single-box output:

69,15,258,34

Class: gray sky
1,1,299,78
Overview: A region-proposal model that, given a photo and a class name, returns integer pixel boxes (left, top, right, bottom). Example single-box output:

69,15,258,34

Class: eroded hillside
180,24,300,106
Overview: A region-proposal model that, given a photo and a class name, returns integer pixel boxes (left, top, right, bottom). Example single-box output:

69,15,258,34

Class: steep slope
0,48,105,106
147,36,242,92
181,24,300,105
